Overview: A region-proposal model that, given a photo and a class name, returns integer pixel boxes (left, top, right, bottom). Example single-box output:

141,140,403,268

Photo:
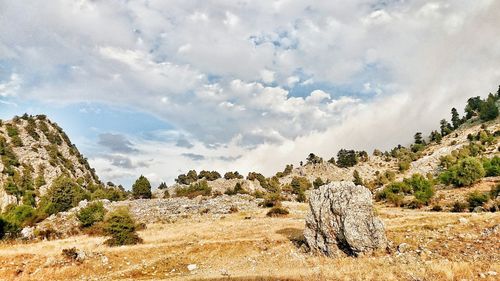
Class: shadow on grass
275,227,307,249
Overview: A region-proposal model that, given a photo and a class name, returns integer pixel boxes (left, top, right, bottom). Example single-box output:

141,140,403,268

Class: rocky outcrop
0,115,100,211
304,181,387,257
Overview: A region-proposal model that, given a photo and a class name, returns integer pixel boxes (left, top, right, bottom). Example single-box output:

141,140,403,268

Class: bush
40,176,89,216
224,171,244,180
175,180,211,198
77,202,106,227
491,183,500,198
404,174,435,205
440,157,485,187
451,201,468,213
103,208,142,246
132,175,152,199
266,206,289,217
225,182,248,195
466,191,489,211
352,170,363,186
431,205,443,212
386,192,404,207
0,216,20,239
260,192,282,207
313,177,324,189
482,156,500,177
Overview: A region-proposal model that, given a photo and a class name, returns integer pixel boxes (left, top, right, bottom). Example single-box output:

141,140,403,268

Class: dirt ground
0,190,499,281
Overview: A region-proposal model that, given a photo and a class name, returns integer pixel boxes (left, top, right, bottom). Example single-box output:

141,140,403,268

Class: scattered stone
187,264,197,271
473,206,484,213
487,271,497,276
397,243,409,253
20,227,34,240
458,217,468,224
304,181,387,257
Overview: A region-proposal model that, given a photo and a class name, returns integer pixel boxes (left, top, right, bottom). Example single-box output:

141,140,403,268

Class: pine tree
451,108,461,129
132,175,152,199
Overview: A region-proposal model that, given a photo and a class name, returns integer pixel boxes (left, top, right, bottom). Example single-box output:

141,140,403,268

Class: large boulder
304,181,387,257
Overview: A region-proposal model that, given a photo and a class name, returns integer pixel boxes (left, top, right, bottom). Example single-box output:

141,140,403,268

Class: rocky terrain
0,187,498,280
0,115,100,211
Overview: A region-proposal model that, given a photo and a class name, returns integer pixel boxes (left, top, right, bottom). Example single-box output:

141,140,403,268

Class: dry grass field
0,183,499,281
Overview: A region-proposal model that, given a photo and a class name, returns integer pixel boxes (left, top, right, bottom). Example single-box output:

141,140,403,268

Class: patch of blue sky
0,99,173,146
288,61,391,102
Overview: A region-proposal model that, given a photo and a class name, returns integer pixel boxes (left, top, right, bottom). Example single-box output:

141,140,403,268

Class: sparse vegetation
103,208,142,246
266,205,289,217
175,180,212,198
77,202,107,227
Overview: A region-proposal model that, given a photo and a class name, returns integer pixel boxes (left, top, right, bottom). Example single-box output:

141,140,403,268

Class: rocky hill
0,114,100,212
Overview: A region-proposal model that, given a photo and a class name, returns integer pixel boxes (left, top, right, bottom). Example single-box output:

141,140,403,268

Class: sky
1,0,499,188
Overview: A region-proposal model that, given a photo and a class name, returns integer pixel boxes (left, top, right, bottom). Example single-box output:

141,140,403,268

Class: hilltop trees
451,108,461,129
132,175,152,199
337,149,358,168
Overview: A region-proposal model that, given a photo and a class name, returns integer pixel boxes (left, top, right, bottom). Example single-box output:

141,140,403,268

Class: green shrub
223,171,244,180
0,216,20,239
491,183,500,198
39,176,90,216
466,191,489,211
266,206,289,217
313,177,324,189
132,175,152,199
482,156,500,177
260,192,282,207
352,170,363,186
386,192,404,207
2,205,35,228
225,182,248,195
175,180,211,198
77,202,106,227
103,208,142,246
440,157,485,187
451,201,468,212
404,174,435,205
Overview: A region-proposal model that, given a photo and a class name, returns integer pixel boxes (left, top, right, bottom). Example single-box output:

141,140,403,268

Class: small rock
397,243,409,253
473,206,484,213
479,273,486,278
487,271,497,276
187,264,197,271
101,255,109,265
20,227,35,240
458,217,468,224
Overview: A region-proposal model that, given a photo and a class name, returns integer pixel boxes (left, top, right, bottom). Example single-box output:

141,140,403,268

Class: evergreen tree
414,132,424,144
451,108,461,129
132,175,152,199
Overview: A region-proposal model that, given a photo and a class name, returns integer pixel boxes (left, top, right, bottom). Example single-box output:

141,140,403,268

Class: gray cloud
98,133,137,153
181,153,205,161
176,138,194,148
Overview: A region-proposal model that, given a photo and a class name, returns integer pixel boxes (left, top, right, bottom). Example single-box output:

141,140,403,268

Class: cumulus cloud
1,0,500,186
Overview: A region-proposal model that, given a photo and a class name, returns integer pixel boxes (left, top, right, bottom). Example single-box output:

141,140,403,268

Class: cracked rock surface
304,181,387,257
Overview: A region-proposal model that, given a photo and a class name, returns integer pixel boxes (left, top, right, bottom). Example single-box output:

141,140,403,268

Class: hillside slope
0,115,100,211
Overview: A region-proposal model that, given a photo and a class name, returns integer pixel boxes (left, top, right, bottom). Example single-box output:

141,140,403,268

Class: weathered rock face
304,181,387,257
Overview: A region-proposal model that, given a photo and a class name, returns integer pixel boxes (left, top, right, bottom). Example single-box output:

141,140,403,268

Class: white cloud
1,0,500,185
0,73,22,97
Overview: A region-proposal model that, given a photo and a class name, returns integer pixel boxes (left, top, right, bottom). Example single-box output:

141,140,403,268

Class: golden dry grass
0,200,499,281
